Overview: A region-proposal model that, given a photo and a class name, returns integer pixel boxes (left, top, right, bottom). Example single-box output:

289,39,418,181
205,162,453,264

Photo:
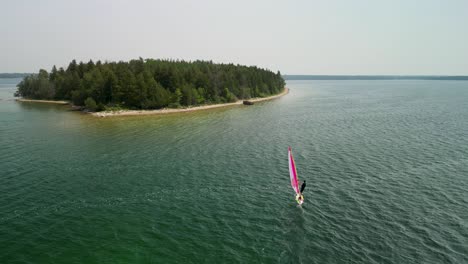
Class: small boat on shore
243,100,254,105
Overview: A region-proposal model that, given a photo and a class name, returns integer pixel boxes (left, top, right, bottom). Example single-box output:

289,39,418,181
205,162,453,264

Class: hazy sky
1,0,468,74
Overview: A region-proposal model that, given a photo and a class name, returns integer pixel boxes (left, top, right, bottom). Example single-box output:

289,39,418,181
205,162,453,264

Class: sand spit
92,88,289,117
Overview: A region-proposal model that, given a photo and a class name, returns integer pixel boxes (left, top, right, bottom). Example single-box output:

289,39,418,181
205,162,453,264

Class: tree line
15,58,285,111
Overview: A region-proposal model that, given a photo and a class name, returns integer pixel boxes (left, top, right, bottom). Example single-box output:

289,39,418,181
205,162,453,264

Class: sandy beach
16,99,70,104
92,88,289,117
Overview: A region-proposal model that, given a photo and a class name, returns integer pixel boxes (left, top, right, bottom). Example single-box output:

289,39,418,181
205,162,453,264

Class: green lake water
1,78,467,263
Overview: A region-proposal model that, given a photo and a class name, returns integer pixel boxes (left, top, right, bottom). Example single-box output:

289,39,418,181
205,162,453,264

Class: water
1,78,467,263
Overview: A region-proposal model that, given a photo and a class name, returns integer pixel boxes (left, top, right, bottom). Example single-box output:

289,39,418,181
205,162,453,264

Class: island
15,58,286,115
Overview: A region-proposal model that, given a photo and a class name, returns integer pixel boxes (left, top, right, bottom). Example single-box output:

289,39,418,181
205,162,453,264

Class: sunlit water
1,78,467,263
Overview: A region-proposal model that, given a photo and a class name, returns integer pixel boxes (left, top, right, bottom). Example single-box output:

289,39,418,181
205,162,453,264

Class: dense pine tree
16,59,285,111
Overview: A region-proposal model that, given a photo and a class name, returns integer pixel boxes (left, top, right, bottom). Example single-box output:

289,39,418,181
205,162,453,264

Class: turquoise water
1,78,467,263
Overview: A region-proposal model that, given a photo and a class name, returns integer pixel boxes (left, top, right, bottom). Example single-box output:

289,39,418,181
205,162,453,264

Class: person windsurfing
300,180,306,194
289,147,305,204
296,180,306,203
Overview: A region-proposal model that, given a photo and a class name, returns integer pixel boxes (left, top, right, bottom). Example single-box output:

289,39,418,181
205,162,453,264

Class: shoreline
16,98,70,104
16,87,289,117
92,88,289,117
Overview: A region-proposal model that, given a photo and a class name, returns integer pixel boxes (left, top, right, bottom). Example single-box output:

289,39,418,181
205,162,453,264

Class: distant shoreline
92,88,289,117
283,75,468,80
0,73,31,78
15,88,289,117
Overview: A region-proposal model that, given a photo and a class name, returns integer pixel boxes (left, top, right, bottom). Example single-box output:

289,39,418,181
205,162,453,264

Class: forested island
15,59,285,111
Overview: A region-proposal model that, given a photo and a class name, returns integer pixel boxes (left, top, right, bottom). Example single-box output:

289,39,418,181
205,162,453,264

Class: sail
288,147,299,194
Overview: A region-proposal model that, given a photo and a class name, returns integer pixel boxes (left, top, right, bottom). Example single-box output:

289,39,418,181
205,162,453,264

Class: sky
1,0,468,75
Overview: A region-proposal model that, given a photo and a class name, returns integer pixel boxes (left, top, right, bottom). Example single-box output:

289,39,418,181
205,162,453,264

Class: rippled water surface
1,78,467,263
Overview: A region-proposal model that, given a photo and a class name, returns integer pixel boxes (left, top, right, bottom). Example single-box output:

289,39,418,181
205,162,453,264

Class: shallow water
1,78,467,263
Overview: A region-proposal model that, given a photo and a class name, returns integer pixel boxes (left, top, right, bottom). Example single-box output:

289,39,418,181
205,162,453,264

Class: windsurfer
296,180,306,204
300,180,306,193
288,147,305,205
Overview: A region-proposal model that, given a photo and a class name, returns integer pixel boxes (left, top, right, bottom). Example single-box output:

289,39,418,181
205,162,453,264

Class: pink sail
288,147,299,194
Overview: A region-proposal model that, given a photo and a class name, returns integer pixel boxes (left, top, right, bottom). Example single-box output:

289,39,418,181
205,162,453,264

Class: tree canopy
16,58,285,111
